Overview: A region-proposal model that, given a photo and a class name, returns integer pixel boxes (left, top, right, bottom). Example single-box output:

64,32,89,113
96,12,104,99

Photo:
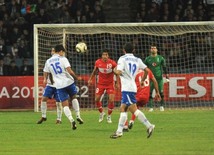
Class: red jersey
135,69,154,105
95,58,117,87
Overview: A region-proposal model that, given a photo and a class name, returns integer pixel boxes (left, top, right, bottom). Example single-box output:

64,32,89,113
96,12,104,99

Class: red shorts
136,93,149,107
96,86,115,96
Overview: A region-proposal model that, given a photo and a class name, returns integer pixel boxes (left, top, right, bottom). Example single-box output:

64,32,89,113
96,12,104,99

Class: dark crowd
130,0,214,22
0,0,214,76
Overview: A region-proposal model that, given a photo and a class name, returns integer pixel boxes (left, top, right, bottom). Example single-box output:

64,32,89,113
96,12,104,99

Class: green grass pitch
0,109,213,155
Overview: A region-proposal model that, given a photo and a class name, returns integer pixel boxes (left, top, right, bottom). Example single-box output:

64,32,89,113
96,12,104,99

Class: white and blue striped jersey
43,54,74,89
117,53,147,92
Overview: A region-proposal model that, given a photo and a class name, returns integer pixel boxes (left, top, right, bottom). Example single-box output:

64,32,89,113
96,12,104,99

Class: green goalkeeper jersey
145,55,167,80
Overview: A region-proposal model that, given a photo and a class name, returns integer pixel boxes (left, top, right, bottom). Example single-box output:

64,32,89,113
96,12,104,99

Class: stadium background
0,0,214,110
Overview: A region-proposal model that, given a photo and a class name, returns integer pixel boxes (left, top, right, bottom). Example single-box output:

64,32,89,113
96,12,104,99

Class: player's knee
71,95,77,100
108,98,114,103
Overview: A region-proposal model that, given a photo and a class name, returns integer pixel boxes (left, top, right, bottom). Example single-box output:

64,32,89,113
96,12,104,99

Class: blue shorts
43,85,60,102
121,91,137,106
57,83,78,102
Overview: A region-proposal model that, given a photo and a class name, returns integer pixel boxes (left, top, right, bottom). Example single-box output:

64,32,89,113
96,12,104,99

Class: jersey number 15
51,62,62,74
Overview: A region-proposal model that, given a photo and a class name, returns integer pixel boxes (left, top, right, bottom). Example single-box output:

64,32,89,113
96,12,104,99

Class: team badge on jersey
152,62,157,66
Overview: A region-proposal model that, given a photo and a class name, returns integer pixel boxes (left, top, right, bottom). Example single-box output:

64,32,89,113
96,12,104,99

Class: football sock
56,102,62,121
116,112,127,133
41,101,47,118
72,99,80,118
108,102,114,115
96,101,103,113
131,113,136,121
134,109,152,128
63,106,74,123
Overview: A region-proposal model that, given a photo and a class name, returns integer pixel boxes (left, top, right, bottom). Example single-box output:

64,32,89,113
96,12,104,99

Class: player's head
101,49,109,62
54,44,66,56
123,42,134,54
150,44,158,55
51,48,55,55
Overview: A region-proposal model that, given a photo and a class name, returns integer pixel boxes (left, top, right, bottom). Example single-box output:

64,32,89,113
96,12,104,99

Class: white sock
134,109,152,128
116,112,127,133
63,106,74,123
56,102,62,121
72,99,80,118
41,101,47,118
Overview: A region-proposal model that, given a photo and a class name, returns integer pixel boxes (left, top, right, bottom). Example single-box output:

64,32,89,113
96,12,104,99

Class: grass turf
0,109,213,155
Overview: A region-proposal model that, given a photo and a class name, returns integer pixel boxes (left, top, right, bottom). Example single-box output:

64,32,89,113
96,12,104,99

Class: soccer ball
75,42,87,53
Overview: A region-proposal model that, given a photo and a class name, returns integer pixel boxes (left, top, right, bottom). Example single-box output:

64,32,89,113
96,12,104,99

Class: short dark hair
123,42,134,53
54,44,66,52
150,43,157,47
100,49,109,56
103,49,109,53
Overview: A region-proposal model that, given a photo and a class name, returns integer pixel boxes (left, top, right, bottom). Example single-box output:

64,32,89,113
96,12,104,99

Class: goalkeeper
145,44,169,112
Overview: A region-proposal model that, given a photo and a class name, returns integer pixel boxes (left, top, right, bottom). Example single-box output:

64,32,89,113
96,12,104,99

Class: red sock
131,114,136,121
96,101,103,113
131,105,139,121
108,102,114,115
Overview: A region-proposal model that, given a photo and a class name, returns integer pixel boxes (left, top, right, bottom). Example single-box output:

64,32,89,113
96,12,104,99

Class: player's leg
128,106,137,130
110,103,127,139
62,100,77,130
129,103,155,138
37,86,54,124
123,120,129,132
54,89,62,124
124,105,138,131
95,88,105,122
68,83,84,124
158,79,165,111
56,102,62,124
58,87,76,130
37,96,48,124
106,88,115,123
110,92,133,139
148,82,154,112
71,96,84,124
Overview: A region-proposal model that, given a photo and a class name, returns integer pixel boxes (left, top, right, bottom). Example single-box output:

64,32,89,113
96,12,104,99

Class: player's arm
114,58,124,76
43,60,50,85
113,67,122,76
112,61,120,89
88,66,98,86
43,72,49,85
66,67,82,80
48,73,54,85
114,74,120,90
140,67,149,86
